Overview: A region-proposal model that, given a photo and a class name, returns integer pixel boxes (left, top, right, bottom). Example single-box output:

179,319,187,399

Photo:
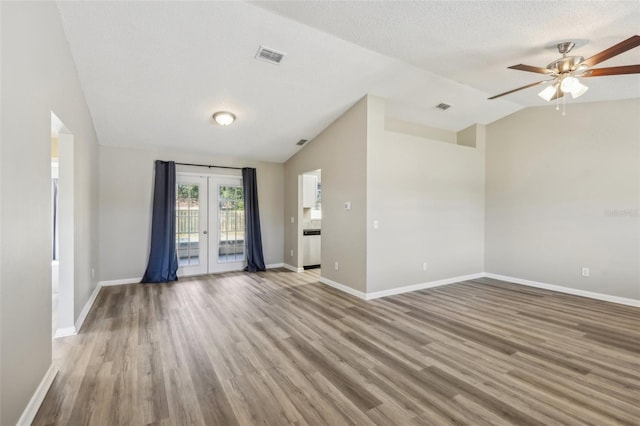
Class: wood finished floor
34,269,640,425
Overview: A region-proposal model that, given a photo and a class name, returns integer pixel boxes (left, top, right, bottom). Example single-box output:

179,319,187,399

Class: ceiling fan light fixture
212,111,236,126
560,76,579,93
569,80,589,99
538,84,558,102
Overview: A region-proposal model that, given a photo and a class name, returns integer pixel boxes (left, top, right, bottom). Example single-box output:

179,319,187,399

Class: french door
176,174,245,277
209,177,246,273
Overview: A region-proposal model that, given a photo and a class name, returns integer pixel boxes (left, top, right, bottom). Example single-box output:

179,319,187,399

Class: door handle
203,230,208,235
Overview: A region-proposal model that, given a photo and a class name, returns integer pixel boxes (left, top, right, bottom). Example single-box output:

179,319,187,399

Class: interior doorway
176,174,245,277
51,154,59,336
301,169,321,270
51,112,75,338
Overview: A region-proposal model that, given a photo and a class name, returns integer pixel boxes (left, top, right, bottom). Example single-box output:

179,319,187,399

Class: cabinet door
309,236,321,265
303,175,317,208
302,237,312,265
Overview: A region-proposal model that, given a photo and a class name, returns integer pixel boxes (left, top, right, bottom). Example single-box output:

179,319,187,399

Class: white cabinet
303,175,317,208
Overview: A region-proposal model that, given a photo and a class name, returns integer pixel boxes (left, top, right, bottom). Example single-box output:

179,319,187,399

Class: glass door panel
209,177,245,273
176,176,208,276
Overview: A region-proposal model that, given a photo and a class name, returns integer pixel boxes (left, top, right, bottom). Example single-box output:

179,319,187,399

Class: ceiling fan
489,35,640,101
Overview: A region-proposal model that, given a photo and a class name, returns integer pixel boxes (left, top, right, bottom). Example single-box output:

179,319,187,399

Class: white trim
283,263,304,273
484,273,640,307
275,268,639,307
53,326,76,338
16,364,58,426
266,263,284,269
74,282,103,334
319,277,367,299
365,273,485,300
99,277,142,286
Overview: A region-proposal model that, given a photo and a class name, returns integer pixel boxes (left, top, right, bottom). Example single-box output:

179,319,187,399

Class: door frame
176,172,245,276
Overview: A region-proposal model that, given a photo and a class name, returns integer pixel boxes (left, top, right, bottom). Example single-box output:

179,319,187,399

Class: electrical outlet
290,249,294,257
91,267,95,279
291,216,295,223
581,267,590,277
422,262,428,272
334,261,339,271
373,220,379,229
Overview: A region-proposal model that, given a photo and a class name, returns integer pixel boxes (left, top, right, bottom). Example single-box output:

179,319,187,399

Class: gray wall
284,97,368,292
486,99,640,300
99,145,284,281
367,97,486,292
0,2,100,424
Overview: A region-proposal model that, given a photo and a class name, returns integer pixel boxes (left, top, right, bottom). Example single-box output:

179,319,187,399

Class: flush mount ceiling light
212,111,236,126
489,35,640,108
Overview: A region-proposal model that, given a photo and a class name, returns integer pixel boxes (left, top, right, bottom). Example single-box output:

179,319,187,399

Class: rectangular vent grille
435,103,451,111
296,139,308,146
256,46,285,64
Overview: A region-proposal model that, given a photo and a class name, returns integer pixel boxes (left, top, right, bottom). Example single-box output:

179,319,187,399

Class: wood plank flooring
34,269,640,425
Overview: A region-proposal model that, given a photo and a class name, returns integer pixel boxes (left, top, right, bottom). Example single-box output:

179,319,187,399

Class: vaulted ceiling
57,1,640,162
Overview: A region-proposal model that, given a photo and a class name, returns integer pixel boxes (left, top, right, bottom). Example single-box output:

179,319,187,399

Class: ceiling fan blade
581,64,640,77
488,79,552,100
580,35,640,68
508,64,555,74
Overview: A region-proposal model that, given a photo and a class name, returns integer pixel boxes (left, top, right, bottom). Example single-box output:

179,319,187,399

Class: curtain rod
174,162,243,170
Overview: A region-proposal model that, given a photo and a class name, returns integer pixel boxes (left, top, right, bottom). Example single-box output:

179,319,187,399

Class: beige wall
0,2,100,424
285,95,485,294
284,97,368,292
457,124,479,148
51,137,59,158
385,116,457,144
99,145,284,281
486,99,640,300
367,97,486,292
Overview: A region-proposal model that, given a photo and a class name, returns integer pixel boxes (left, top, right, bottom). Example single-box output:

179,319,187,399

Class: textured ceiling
57,1,640,162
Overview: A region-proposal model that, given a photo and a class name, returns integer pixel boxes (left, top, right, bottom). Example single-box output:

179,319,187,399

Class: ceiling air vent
255,46,286,64
435,103,451,111
296,139,308,146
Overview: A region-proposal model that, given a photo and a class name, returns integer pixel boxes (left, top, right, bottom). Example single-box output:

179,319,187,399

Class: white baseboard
266,263,284,269
484,273,640,307
16,364,58,426
283,263,303,273
319,277,367,299
318,273,483,301
74,282,103,334
99,277,142,286
53,326,77,339
303,270,640,308
366,273,485,300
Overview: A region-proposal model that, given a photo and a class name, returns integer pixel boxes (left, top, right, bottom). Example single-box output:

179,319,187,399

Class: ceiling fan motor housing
547,56,585,74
